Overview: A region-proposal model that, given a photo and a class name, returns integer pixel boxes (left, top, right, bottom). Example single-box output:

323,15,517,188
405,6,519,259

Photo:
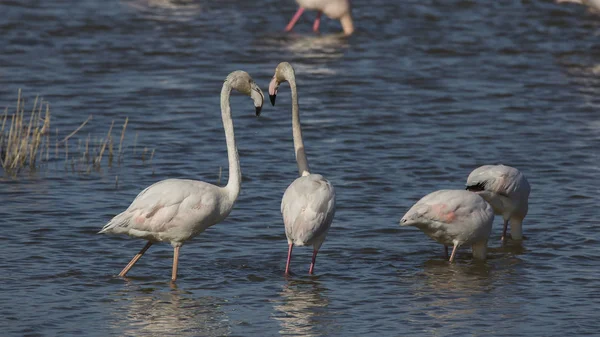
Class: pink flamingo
401,190,494,263
466,164,531,242
99,71,264,282
268,62,336,275
285,0,354,36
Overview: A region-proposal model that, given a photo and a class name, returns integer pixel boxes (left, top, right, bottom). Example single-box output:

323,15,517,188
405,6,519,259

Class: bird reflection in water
272,280,333,337
284,33,350,63
111,286,231,337
121,0,202,22
259,33,349,76
408,257,526,327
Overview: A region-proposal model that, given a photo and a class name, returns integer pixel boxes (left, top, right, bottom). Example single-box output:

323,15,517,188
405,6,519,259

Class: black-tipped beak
255,106,262,117
269,94,276,106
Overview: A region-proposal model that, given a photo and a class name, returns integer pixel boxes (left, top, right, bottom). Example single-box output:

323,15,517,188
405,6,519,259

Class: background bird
400,189,494,262
268,62,336,275
556,0,600,12
99,70,264,282
466,164,531,242
284,0,354,36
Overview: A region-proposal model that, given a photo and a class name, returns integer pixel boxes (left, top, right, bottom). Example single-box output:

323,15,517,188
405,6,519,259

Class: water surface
1,0,599,336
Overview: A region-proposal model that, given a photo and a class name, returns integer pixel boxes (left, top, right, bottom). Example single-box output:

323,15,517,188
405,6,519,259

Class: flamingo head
269,62,295,106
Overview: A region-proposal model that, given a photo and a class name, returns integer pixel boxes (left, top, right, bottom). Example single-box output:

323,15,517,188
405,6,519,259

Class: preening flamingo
99,71,264,282
466,164,531,241
268,62,336,275
401,190,494,262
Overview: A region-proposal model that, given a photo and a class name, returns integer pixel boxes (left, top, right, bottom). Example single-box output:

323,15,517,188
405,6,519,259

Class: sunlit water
1,0,599,336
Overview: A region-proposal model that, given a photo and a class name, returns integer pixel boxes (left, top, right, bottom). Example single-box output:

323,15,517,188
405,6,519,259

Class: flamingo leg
449,244,459,263
444,245,449,259
285,7,305,32
119,241,153,277
171,246,180,282
312,12,322,33
501,219,509,242
309,249,319,274
285,243,293,275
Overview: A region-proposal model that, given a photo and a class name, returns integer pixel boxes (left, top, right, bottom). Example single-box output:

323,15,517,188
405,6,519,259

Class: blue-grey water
1,0,599,336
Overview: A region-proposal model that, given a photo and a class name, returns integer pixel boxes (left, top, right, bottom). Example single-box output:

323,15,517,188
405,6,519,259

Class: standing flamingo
400,190,494,262
268,62,336,275
285,0,354,36
466,164,531,242
99,71,264,282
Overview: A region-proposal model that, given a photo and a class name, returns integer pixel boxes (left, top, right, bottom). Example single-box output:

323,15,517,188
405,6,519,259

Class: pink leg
501,219,509,242
285,243,293,275
312,12,322,33
449,244,459,263
285,7,305,32
309,249,318,274
119,241,153,277
171,246,180,282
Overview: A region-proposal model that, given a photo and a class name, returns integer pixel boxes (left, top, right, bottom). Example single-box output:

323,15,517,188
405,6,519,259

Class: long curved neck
220,82,241,200
288,77,310,176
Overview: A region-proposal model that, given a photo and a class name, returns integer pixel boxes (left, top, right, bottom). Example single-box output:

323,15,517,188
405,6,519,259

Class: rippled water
1,0,599,336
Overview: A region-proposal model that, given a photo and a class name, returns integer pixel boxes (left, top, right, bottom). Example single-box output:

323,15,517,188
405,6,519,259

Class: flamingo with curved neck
466,164,531,242
401,190,494,263
99,71,264,282
268,62,336,275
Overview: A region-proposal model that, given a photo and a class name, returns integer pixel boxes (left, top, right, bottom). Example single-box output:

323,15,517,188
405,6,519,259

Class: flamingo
466,164,531,242
284,0,354,36
268,62,336,275
99,71,264,282
400,190,494,262
556,0,600,12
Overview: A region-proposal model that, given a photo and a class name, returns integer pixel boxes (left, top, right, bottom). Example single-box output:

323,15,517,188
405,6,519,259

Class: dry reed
0,90,155,176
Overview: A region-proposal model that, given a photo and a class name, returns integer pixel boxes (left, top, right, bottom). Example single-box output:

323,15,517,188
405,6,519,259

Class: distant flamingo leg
119,241,153,277
309,249,318,274
285,7,305,32
444,246,449,259
312,12,322,33
285,243,293,275
501,219,509,242
171,246,180,282
449,244,459,263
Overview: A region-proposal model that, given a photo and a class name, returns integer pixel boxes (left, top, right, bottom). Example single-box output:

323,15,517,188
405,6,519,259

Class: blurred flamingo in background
285,0,354,36
556,0,600,12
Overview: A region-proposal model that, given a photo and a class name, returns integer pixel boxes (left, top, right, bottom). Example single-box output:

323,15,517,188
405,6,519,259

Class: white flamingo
268,62,336,275
400,190,494,262
99,71,264,282
556,0,600,12
284,0,354,36
466,164,531,242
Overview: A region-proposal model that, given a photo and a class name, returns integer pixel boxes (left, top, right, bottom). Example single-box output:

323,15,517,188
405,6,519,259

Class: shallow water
1,0,599,336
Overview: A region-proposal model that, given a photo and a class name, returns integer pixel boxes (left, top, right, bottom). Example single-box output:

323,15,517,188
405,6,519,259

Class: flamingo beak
269,76,279,106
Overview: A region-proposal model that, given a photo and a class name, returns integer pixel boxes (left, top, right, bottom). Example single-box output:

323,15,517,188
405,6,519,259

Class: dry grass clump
0,90,155,176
